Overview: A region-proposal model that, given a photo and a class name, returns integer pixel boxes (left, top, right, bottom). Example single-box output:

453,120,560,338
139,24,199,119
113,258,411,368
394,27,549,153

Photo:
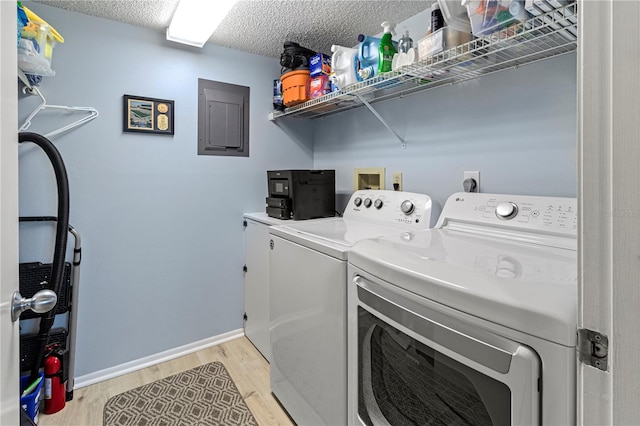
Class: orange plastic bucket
280,70,310,107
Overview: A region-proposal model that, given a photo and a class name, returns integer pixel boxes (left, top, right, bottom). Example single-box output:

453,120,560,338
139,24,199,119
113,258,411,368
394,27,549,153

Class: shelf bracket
354,93,405,148
18,68,35,94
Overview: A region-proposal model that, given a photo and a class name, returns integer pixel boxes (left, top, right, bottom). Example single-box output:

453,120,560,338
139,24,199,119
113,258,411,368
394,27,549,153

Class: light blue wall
18,3,312,377
313,53,577,213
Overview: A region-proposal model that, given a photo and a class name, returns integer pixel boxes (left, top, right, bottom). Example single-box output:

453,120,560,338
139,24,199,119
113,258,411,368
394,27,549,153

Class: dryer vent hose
19,132,69,383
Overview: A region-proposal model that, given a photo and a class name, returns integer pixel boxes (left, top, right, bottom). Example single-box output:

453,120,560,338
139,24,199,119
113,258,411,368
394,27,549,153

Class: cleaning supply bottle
357,34,382,80
430,2,445,33
397,28,413,54
330,44,360,89
377,21,397,74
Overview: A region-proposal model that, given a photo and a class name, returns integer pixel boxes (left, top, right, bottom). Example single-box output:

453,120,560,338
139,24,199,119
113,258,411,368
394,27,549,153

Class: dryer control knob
400,200,415,215
495,202,518,220
354,197,362,207
364,198,372,208
374,199,383,209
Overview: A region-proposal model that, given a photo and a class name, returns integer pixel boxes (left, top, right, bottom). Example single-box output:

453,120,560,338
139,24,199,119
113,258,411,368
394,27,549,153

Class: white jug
330,45,360,90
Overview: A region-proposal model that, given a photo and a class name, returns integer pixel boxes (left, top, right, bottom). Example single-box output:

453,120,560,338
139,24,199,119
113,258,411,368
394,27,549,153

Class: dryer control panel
344,190,433,229
436,192,577,243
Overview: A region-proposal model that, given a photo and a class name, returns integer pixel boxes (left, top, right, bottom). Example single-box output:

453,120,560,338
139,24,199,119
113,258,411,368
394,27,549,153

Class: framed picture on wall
123,94,174,135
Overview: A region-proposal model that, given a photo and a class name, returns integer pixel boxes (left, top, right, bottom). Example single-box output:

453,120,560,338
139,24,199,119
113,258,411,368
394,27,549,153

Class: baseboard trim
74,328,245,389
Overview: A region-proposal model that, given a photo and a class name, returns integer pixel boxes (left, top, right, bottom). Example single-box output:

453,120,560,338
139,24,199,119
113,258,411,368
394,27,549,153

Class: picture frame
123,95,174,135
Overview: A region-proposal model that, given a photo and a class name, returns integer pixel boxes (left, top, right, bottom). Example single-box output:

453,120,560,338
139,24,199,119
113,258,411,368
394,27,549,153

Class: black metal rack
18,217,81,401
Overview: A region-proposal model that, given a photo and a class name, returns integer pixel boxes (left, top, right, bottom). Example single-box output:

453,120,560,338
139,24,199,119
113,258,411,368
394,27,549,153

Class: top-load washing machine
348,192,577,426
269,190,434,426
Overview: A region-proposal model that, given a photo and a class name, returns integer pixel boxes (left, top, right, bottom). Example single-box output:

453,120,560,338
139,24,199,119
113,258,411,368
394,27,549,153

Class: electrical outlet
463,171,480,193
392,172,402,191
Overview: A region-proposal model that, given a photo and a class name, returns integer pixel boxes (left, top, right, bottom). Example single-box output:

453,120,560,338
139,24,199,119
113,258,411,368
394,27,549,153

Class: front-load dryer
348,192,577,426
269,190,434,426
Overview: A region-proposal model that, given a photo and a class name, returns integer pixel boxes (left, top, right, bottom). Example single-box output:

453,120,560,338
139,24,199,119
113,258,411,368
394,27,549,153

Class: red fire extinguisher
44,348,66,414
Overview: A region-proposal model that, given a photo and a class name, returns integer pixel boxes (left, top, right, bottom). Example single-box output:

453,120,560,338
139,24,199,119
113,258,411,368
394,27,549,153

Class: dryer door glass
358,307,511,426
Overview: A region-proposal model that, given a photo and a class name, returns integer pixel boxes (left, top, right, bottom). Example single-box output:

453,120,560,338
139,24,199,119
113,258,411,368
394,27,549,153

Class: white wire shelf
269,2,578,121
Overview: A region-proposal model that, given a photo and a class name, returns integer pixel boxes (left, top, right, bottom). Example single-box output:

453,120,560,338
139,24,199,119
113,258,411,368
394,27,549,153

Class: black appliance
280,41,317,74
267,170,335,220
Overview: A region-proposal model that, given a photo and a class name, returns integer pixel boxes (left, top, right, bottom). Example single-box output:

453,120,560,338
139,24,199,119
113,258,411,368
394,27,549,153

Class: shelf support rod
354,93,405,148
18,68,35,94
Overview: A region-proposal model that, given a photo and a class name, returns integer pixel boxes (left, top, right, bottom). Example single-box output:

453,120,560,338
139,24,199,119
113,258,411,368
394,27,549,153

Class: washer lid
270,218,410,260
349,228,578,346
243,212,291,226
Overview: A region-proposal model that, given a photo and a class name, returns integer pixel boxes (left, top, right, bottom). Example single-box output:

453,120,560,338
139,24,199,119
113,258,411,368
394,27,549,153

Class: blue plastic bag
17,1,29,46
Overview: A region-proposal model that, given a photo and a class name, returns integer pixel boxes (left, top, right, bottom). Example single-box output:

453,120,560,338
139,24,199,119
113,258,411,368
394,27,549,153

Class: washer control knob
495,202,518,220
364,198,372,208
354,197,362,207
374,199,383,209
400,200,415,215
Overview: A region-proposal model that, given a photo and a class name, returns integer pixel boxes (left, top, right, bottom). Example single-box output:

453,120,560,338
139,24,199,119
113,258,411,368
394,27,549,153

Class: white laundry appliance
347,192,578,426
269,190,434,426
242,212,291,362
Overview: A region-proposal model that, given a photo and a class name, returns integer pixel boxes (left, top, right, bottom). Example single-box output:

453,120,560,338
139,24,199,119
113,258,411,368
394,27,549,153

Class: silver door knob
11,289,57,322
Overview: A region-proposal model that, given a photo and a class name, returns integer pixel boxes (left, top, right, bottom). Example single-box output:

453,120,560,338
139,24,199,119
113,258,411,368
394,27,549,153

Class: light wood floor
39,336,294,426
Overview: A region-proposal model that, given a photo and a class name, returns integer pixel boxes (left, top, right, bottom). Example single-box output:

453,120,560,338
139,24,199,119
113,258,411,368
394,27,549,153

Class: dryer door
351,275,541,426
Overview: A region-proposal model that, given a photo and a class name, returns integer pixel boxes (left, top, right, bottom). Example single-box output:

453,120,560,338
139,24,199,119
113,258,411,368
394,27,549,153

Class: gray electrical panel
198,79,249,157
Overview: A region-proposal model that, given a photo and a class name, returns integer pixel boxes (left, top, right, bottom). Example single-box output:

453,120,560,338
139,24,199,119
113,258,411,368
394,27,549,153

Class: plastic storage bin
462,0,529,36
438,0,473,33
417,27,473,58
19,20,56,76
20,373,44,424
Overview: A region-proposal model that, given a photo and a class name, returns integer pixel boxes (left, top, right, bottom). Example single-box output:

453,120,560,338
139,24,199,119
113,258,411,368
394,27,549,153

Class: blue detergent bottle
357,34,382,80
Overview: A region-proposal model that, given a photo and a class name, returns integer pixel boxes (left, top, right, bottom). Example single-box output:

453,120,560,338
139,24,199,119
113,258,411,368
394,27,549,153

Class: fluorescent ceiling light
166,0,237,47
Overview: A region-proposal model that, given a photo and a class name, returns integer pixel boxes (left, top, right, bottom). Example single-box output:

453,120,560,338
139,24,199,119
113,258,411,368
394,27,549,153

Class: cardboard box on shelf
309,74,331,99
310,53,332,77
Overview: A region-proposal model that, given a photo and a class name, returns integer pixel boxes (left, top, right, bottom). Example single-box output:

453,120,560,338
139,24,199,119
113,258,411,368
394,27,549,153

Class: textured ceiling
32,0,433,58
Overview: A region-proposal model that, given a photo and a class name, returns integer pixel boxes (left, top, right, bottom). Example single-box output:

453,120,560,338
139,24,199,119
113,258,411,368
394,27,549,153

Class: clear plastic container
437,0,472,33
462,0,528,36
417,27,473,59
19,20,56,76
